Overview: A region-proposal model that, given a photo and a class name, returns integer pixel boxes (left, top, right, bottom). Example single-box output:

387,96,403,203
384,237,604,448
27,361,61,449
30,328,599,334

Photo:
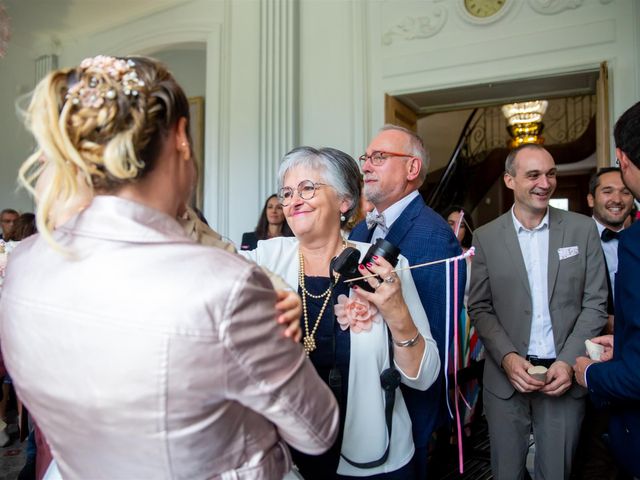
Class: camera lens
361,239,400,269
356,239,401,292
331,239,401,293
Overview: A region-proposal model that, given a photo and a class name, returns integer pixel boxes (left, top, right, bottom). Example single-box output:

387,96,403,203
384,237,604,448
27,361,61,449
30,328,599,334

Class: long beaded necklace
299,240,346,355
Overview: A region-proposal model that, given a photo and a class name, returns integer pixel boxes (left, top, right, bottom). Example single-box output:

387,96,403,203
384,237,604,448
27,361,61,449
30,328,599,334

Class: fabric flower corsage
334,293,379,333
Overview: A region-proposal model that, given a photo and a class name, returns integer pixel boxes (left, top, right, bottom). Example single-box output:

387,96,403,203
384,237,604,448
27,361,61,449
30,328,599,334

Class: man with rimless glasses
350,125,464,478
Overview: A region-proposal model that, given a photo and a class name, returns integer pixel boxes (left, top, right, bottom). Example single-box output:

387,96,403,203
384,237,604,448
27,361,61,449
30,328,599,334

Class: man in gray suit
468,144,608,479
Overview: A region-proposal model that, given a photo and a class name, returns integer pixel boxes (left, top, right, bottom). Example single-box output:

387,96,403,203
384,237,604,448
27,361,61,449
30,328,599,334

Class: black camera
331,238,401,292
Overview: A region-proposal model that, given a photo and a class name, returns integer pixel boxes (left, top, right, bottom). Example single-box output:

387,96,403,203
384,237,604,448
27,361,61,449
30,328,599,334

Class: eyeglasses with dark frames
278,180,328,206
358,150,416,167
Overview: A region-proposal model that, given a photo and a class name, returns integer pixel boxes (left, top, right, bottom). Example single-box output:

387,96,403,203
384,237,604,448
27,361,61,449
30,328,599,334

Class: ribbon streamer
453,257,464,474
454,209,465,238
444,261,453,418
442,255,467,474
343,247,475,283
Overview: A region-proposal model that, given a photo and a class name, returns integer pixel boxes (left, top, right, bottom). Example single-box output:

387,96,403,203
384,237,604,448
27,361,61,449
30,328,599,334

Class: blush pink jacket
0,196,338,480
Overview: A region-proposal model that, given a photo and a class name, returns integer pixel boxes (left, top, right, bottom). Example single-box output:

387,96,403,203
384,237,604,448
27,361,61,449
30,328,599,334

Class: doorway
385,65,610,225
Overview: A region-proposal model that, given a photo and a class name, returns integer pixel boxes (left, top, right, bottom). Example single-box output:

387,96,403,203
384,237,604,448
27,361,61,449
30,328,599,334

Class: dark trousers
414,445,428,479
572,399,631,480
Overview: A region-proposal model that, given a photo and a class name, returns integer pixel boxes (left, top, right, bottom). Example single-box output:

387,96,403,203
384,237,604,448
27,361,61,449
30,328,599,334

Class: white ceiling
5,0,190,46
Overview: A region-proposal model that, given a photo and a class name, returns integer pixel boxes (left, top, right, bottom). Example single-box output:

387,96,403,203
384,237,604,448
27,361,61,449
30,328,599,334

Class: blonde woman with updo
0,55,338,479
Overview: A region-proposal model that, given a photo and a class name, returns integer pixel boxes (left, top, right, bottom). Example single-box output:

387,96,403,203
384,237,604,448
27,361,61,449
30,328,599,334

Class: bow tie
366,212,388,233
601,228,620,242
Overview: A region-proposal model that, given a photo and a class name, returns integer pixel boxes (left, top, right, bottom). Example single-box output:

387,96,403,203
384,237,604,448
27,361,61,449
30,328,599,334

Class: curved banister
427,108,479,208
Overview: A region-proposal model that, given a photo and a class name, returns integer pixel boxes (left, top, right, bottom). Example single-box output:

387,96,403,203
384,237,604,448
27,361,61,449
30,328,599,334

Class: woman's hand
354,256,409,328
275,289,302,342
353,255,425,378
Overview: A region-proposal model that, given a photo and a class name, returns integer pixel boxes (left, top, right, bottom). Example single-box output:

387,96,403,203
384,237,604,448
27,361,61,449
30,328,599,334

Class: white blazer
241,237,440,476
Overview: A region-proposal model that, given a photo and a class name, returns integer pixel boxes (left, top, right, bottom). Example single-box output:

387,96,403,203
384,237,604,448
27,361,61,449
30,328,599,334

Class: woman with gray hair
241,146,440,479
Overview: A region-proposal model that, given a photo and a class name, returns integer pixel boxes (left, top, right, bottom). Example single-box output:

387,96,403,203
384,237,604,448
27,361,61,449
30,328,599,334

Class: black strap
526,355,556,369
340,326,401,469
328,275,344,403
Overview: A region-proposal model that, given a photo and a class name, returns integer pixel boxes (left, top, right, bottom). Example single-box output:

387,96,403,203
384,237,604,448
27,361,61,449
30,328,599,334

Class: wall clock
463,0,507,18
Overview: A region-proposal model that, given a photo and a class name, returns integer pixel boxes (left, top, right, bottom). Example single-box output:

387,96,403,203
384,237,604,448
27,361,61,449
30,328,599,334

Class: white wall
0,41,38,214
368,0,640,141
151,48,207,98
299,0,367,157
1,0,638,246
225,0,261,244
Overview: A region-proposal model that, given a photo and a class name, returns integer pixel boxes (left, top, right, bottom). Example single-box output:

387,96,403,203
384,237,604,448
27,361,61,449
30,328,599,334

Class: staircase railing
426,97,596,215
426,108,479,209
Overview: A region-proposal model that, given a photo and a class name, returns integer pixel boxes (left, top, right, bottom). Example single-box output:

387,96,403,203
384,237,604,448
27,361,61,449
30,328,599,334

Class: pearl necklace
298,240,346,355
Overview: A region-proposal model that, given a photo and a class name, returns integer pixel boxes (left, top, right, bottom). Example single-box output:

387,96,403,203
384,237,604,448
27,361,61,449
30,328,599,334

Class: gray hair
278,147,361,226
379,124,429,185
505,143,547,176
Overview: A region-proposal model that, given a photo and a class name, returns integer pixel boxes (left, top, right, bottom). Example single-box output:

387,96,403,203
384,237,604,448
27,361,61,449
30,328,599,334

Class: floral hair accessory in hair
334,293,379,333
66,55,145,109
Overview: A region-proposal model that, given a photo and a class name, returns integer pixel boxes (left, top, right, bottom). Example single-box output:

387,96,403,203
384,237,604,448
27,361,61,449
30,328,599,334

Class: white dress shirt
593,218,622,301
511,207,557,358
370,190,419,242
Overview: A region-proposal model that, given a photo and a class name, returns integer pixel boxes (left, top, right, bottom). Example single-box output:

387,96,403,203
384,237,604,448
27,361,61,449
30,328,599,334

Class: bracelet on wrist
392,330,421,348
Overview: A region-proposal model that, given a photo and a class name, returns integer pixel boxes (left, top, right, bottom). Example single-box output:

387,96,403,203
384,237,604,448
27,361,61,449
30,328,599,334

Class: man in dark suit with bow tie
575,101,640,479
588,167,634,323
349,124,463,478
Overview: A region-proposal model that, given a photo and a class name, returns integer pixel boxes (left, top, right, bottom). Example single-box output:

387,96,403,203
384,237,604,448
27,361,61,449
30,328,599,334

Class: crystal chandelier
501,100,548,148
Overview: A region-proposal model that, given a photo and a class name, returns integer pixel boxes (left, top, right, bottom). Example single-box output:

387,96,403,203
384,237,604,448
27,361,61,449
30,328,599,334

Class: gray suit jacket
468,207,608,399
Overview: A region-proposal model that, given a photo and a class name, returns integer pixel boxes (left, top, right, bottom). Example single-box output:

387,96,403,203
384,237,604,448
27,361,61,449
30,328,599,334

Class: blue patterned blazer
350,194,464,447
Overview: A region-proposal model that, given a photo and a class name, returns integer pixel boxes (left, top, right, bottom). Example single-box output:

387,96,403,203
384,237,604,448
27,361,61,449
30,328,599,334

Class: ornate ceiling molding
527,0,584,15
382,7,447,46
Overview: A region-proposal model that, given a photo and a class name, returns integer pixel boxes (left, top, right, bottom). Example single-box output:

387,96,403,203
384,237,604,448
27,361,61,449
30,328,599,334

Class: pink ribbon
453,257,464,474
443,248,475,474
